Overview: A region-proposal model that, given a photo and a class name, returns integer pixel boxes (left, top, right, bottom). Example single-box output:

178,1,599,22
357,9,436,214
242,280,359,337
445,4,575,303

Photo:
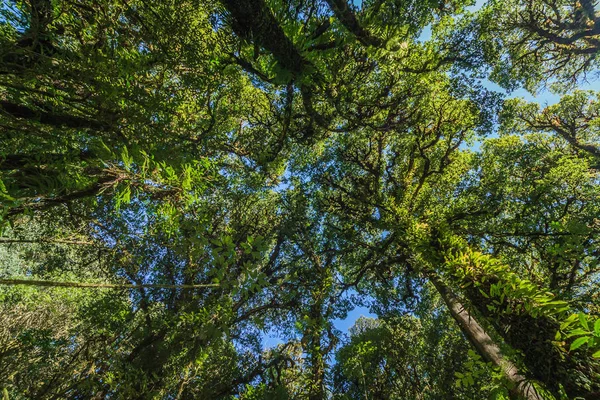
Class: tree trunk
428,272,543,400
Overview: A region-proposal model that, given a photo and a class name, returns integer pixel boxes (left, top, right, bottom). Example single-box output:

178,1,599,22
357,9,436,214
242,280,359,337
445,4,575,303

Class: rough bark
463,278,600,399
428,272,543,400
305,300,326,400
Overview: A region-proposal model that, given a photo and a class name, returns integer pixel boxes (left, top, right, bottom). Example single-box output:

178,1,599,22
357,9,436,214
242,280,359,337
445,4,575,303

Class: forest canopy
1,0,600,399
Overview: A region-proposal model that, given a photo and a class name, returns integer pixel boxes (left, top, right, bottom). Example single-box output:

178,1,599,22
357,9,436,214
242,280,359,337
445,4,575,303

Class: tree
333,307,497,399
2,0,600,399
479,0,600,91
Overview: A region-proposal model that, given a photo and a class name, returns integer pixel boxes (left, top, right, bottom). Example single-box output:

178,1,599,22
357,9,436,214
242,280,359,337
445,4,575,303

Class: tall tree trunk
429,233,600,398
428,272,543,400
303,301,326,400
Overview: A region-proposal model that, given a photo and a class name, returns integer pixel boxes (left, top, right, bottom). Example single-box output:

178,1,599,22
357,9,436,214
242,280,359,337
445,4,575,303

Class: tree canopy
1,0,600,399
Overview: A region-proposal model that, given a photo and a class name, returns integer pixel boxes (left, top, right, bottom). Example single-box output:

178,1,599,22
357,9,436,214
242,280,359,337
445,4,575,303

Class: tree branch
0,278,219,290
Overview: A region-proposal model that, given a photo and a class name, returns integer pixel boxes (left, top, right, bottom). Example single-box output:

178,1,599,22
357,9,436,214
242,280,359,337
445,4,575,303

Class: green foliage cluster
1,0,600,399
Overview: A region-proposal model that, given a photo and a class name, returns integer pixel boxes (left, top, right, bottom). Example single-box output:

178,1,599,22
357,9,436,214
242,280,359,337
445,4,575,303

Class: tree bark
0,101,108,130
428,272,543,400
0,278,218,290
325,0,383,47
218,0,309,78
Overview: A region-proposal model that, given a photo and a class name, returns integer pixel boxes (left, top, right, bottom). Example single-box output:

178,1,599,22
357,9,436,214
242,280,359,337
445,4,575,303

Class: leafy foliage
1,0,600,399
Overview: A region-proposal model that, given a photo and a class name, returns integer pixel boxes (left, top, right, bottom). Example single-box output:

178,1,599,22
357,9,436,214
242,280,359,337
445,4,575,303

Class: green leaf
579,313,589,330
595,320,600,336
560,314,579,330
466,375,474,386
566,328,590,338
592,350,600,359
570,337,589,351
122,186,131,204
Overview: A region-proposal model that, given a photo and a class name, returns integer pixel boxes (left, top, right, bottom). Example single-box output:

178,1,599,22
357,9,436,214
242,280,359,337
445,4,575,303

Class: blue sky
262,297,375,348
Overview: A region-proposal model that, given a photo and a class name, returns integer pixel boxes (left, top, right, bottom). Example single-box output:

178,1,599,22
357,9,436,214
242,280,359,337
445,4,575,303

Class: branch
5,174,117,217
0,237,94,246
0,278,219,290
325,0,383,47
0,101,109,130
219,0,310,79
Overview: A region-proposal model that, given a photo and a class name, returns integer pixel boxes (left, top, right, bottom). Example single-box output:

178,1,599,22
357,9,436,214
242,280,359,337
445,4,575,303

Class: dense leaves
1,0,600,399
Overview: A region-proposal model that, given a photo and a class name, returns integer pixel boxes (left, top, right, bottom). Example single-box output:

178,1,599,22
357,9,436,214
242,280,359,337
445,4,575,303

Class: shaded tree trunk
462,277,600,399
428,272,543,400
305,301,326,400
